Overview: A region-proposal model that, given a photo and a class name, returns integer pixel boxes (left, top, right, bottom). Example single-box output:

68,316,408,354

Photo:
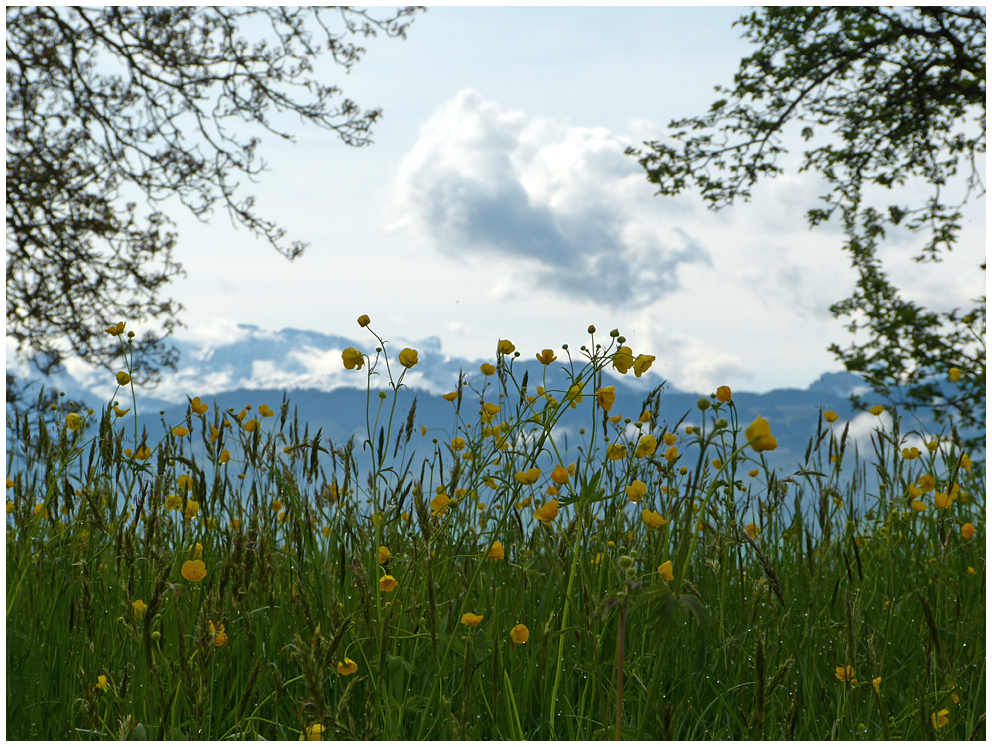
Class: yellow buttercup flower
911,499,926,512
747,468,760,478
869,405,885,416
907,484,921,498
112,405,130,417
379,574,398,592
745,523,760,539
949,367,961,381
442,391,458,402
209,620,227,647
716,385,732,402
931,709,949,729
430,494,451,516
480,363,496,376
116,371,131,386
451,437,466,451
172,426,190,437
177,474,193,490
917,474,936,493
105,321,126,336
663,432,677,446
613,346,634,374
626,480,647,503
536,349,557,365
933,492,952,509
219,449,230,465
337,658,358,676
65,413,84,431
358,314,371,327
664,446,678,463
258,404,274,417
132,599,147,617
744,416,777,452
596,386,617,413
96,675,109,692
398,348,419,368
378,545,391,564
181,559,207,582
183,500,200,519
191,397,209,415
901,446,921,460
550,465,570,485
461,612,484,626
872,677,881,693
514,467,542,485
607,444,627,461
342,347,364,370
636,435,657,458
960,453,973,470
824,410,839,423
632,354,655,377
534,499,559,523
487,541,505,561
497,339,515,355
961,523,975,539
641,509,667,529
510,624,529,644
305,723,326,741
658,560,674,581
834,665,856,684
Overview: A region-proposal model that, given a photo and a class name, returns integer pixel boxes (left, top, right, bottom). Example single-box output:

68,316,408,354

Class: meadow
5,319,985,740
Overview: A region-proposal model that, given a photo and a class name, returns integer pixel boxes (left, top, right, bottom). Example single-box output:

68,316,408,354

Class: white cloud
391,90,708,306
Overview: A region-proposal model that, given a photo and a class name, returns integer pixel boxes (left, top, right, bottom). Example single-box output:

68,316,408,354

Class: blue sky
16,6,985,396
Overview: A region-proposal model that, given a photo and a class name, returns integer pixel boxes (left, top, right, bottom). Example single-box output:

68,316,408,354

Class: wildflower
960,453,973,471
927,439,939,451
901,447,921,460
514,467,542,485
967,566,976,575
451,437,466,451
342,347,364,371
189,542,203,559
165,494,182,511
5,478,12,490
745,523,760,539
716,386,732,402
519,496,533,509
609,415,622,424
497,339,515,355
550,465,570,485
642,509,667,529
745,416,778,452
607,444,627,461
911,500,927,512
5,500,12,513
488,541,505,561
116,371,131,386
177,474,194,490
934,492,952,509
378,545,391,564
258,404,274,417
337,658,358,675
33,503,49,518
587,387,615,415
105,321,126,336
421,425,428,437
961,523,975,539
626,480,647,503
712,459,722,470
132,599,147,617
209,620,227,647
566,383,584,408
183,500,200,519
534,499,559,523
66,413,84,431
461,612,484,626
232,519,242,531
112,405,130,418
658,560,674,581
872,677,881,693
305,723,326,740
190,397,209,415
172,426,190,437
430,494,450,516
613,346,634,374
358,314,371,327
536,349,557,365
907,484,922,499
931,710,949,729
480,363,496,376
949,367,961,381
665,446,679,463
824,410,839,423
917,474,936,493
636,435,657,458
398,348,419,368
379,574,398,592
869,405,885,416
633,354,656,377
951,690,960,704
96,675,109,692
181,559,207,582
834,665,856,683
748,469,760,478
219,450,230,465
510,624,529,643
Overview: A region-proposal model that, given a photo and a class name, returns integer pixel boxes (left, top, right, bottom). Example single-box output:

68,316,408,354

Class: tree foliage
6,6,423,384
628,6,985,436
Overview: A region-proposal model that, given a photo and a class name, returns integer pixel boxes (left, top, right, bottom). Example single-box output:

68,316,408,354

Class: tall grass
5,321,985,740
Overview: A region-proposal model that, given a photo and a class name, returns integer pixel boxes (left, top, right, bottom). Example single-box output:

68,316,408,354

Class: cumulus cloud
392,90,709,305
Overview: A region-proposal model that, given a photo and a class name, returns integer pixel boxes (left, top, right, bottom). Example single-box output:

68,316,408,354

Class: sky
11,6,987,397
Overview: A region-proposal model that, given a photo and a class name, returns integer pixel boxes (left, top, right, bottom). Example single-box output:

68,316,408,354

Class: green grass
5,324,985,740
